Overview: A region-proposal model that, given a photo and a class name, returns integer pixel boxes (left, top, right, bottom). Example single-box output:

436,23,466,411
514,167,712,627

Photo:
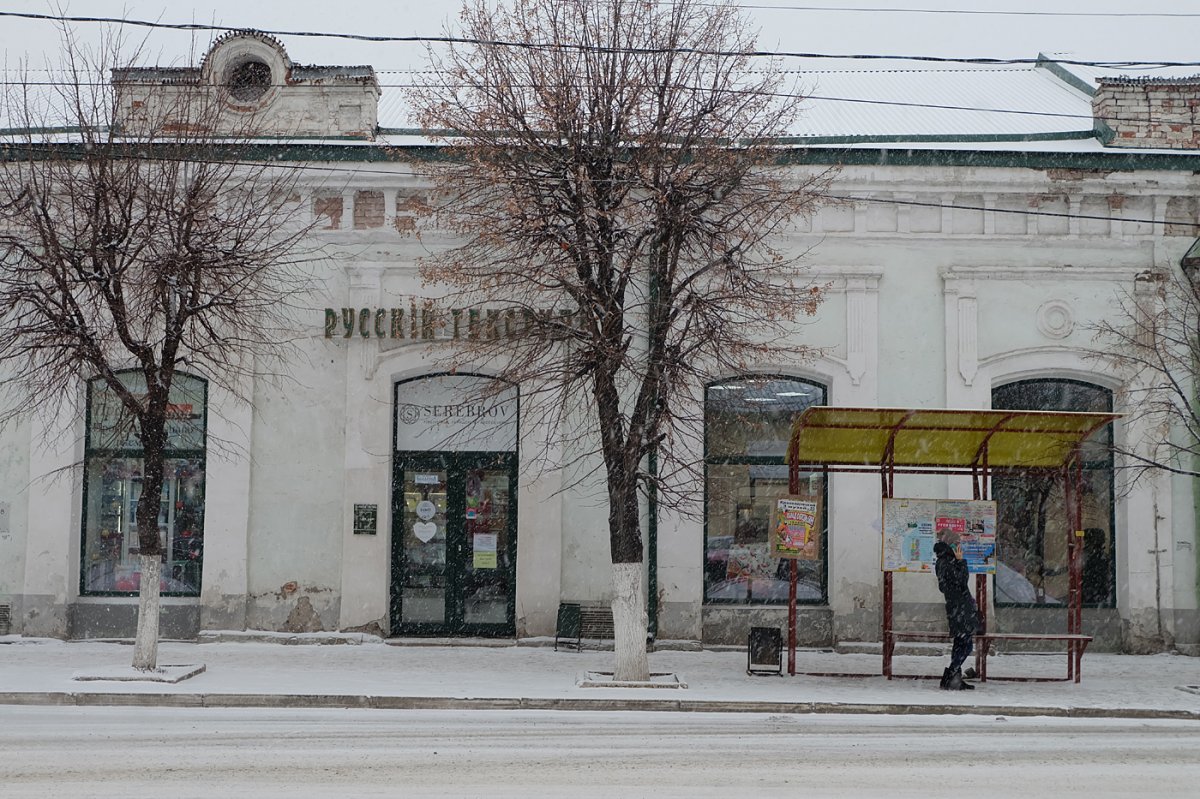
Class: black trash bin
747,626,783,675
554,603,582,651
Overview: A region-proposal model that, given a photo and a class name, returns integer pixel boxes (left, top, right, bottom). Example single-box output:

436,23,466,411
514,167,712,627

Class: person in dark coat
1081,527,1111,605
934,537,979,690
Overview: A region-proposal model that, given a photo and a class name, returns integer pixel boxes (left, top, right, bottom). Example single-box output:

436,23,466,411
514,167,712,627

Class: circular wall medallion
1037,300,1075,339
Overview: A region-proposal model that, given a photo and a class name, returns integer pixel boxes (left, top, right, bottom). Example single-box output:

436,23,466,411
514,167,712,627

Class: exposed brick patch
313,194,344,230
1094,77,1200,149
354,191,385,229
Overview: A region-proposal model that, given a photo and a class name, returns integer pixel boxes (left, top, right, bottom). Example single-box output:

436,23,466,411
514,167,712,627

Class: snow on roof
376,60,1098,142
784,64,1092,139
1050,60,1200,91
290,64,376,82
6,56,1200,157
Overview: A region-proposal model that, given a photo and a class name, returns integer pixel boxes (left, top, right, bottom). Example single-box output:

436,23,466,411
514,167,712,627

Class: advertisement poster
472,533,498,569
771,496,821,561
882,498,997,574
726,543,774,579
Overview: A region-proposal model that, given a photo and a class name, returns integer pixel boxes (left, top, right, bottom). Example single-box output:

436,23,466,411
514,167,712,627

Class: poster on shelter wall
771,496,821,561
882,498,996,574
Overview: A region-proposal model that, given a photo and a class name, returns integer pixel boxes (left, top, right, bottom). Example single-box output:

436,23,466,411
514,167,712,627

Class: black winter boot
946,670,975,690
939,667,954,690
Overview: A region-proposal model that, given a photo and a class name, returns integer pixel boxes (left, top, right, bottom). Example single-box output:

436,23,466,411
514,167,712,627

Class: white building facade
1,34,1197,655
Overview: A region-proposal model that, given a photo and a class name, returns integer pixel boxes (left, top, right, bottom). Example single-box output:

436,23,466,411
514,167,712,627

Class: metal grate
554,604,615,652
0,603,10,636
579,606,615,640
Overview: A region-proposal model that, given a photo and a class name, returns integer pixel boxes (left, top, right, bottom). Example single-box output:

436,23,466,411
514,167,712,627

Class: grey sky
2,0,1199,73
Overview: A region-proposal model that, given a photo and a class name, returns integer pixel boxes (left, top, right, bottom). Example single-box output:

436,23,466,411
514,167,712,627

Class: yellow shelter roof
788,406,1119,470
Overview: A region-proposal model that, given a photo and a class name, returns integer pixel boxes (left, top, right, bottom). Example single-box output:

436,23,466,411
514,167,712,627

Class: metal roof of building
376,61,1099,143
5,56,1200,155
781,64,1093,140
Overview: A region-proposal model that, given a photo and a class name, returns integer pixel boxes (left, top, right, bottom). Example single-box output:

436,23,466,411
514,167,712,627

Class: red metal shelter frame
783,406,1118,681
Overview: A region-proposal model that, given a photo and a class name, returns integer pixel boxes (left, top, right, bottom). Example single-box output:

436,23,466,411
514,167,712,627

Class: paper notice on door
473,533,498,569
414,474,440,485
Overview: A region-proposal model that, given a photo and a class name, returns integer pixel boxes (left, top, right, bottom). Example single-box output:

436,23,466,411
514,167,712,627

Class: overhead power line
823,192,1191,229
1,10,1199,69
3,74,1196,129
3,81,1195,132
718,3,1200,19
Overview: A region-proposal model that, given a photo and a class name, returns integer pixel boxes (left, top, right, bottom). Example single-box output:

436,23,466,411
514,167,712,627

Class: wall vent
0,603,11,636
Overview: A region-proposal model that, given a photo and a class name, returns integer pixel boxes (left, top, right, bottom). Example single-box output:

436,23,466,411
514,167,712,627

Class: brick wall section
1093,76,1200,149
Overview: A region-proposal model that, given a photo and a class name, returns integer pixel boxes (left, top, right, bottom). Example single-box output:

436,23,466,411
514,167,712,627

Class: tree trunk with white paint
405,0,832,682
132,554,161,671
611,562,649,682
0,30,318,675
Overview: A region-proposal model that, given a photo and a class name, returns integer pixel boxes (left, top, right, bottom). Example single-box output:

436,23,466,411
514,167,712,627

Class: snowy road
2,707,1197,798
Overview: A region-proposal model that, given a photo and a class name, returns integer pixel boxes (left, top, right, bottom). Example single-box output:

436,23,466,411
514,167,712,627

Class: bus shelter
783,406,1119,681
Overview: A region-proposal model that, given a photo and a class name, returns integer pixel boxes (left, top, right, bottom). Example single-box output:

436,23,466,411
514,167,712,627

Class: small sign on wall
353,504,378,535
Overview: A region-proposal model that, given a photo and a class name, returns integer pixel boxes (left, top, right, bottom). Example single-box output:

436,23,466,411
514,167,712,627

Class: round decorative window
226,59,271,102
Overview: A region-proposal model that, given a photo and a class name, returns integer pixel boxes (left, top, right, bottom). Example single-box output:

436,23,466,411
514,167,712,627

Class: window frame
78,371,208,598
702,374,829,606
991,377,1116,609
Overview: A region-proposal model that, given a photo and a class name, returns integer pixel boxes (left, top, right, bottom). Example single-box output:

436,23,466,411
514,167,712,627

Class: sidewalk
2,634,1198,720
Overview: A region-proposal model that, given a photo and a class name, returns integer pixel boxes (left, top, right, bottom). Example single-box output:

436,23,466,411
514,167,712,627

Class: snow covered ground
3,706,1199,798
1,636,1197,717
3,638,1198,796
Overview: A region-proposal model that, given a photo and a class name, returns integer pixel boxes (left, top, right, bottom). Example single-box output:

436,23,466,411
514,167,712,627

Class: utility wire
824,192,1189,229
4,76,1195,129
0,10,1198,69
711,3,1200,19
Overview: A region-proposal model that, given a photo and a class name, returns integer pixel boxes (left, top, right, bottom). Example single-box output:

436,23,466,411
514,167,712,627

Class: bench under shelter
783,406,1119,683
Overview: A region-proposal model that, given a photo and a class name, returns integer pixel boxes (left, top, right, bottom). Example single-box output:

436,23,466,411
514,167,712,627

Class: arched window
704,375,827,605
80,372,207,596
991,379,1115,607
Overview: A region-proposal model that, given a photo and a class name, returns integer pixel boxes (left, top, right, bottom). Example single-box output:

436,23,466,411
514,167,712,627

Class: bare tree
1094,267,1200,478
411,0,831,680
0,31,319,669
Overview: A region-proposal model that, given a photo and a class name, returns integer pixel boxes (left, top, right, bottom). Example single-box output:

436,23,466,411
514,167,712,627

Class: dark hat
933,541,954,558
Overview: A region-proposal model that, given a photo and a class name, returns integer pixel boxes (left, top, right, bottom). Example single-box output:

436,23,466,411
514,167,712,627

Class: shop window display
81,373,207,596
704,376,827,604
991,379,1115,607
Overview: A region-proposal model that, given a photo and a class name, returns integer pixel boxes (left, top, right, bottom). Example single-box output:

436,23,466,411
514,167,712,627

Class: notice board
881,498,996,574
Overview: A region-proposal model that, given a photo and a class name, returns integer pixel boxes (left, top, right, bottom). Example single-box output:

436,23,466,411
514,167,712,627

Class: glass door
394,459,450,627
391,452,516,636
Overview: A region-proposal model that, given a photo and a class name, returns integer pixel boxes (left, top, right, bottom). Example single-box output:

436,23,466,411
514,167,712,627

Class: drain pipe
1152,490,1165,644
647,445,659,643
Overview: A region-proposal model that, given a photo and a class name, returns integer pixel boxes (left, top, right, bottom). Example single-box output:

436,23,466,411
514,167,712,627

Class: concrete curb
2,692,1197,721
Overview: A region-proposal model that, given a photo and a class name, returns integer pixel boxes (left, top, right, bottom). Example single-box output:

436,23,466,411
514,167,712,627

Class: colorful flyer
881,498,937,572
771,496,821,561
473,533,498,569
